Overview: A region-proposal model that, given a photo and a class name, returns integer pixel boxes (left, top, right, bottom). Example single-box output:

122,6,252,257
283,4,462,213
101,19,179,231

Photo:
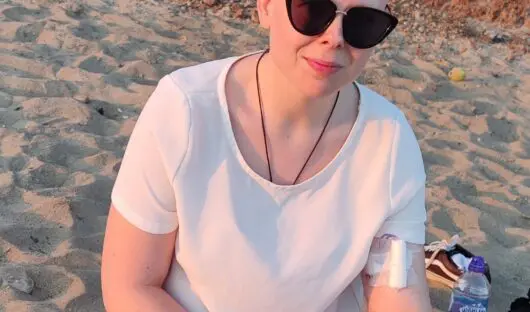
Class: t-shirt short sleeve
376,111,427,245
111,75,190,234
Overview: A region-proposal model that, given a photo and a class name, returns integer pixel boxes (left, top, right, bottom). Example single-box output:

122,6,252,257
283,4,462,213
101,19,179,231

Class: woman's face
258,0,389,97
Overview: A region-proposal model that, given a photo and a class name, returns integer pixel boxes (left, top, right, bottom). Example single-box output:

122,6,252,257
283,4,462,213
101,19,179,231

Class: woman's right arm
101,75,191,311
101,205,187,312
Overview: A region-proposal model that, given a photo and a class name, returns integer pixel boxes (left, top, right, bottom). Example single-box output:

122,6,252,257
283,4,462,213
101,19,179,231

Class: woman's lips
304,57,342,75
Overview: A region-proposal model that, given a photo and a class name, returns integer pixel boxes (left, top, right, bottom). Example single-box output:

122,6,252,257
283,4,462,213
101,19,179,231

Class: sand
0,0,528,311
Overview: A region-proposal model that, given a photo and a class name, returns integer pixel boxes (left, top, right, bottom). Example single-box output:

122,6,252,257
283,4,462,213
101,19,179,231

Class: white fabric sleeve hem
112,196,179,235
110,75,188,235
375,221,426,245
376,182,427,245
380,110,427,245
388,110,427,212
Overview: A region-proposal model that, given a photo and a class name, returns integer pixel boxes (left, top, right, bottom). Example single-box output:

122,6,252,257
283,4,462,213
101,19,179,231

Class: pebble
0,265,35,294
484,29,512,43
433,37,444,49
250,10,259,23
74,94,89,103
202,0,216,6
64,0,84,16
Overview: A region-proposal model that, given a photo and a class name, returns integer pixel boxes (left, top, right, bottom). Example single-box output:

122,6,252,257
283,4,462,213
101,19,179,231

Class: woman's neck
256,53,342,132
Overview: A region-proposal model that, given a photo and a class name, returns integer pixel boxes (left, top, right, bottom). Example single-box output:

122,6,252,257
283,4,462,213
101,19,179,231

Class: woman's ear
256,0,274,29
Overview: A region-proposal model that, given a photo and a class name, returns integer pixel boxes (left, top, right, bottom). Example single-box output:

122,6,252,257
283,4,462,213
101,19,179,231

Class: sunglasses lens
287,0,398,49
289,0,336,36
343,7,396,48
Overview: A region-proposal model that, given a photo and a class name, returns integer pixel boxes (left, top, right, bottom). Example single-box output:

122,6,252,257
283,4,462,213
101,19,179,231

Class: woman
101,0,432,310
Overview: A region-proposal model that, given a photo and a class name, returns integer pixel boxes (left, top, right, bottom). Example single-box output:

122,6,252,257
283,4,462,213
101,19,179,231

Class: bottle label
449,293,488,312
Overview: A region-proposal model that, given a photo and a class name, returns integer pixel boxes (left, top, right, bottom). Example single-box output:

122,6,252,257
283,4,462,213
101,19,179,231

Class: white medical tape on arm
363,237,420,289
389,239,407,288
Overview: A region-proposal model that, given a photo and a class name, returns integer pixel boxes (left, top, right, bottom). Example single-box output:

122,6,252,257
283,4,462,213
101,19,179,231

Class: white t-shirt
111,51,427,312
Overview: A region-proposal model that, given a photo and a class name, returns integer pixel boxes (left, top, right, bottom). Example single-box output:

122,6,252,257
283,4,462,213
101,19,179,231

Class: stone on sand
0,264,35,294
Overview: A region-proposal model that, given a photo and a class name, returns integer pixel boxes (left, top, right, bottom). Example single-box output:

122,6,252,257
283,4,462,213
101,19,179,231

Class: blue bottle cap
468,256,486,273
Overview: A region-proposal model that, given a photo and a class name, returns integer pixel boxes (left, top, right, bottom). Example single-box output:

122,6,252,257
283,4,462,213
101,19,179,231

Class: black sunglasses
286,0,399,49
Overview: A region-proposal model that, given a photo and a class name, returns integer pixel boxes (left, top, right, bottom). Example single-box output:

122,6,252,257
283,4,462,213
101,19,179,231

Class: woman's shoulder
356,82,410,126
165,54,241,95
137,54,241,127
134,54,246,145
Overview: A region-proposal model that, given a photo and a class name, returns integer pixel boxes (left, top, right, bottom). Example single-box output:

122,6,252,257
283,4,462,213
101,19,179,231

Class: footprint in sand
71,233,105,254
442,176,479,206
1,77,77,98
15,22,45,42
46,252,104,311
71,151,119,175
390,64,423,81
64,293,105,312
102,72,135,89
100,39,141,63
27,303,63,312
81,113,122,137
45,249,100,271
470,133,511,153
69,177,114,217
23,138,99,168
478,213,530,249
140,20,181,39
0,219,70,255
450,99,500,117
1,263,100,311
14,162,68,191
511,196,530,217
66,178,114,237
78,55,117,74
515,134,530,159
22,45,78,73
431,207,463,237
486,116,519,143
471,162,507,183
10,265,73,301
422,150,454,170
44,80,78,98
468,151,530,177
425,138,467,151
0,91,14,108
0,105,23,129
2,6,50,22
63,1,89,20
71,20,108,41
93,135,128,152
76,99,139,138
0,54,49,79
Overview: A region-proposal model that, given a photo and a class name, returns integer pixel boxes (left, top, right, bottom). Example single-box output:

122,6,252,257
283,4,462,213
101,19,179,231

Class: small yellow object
448,67,466,81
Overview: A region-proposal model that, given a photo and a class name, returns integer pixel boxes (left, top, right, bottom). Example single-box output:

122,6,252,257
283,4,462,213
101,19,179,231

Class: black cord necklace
255,49,340,185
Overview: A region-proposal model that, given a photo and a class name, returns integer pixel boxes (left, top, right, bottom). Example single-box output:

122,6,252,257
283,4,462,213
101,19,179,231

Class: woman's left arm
362,110,432,311
363,243,432,312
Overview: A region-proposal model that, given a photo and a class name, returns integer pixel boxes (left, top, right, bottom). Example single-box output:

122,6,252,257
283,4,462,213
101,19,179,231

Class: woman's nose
320,11,345,48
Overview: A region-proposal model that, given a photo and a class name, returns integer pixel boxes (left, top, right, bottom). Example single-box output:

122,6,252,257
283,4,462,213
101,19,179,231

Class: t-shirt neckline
217,50,367,192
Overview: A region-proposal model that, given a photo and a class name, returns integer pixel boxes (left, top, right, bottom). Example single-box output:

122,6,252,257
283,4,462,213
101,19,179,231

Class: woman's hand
101,205,187,312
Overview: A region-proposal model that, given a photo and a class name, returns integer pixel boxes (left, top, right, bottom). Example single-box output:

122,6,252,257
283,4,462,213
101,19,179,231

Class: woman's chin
295,79,344,99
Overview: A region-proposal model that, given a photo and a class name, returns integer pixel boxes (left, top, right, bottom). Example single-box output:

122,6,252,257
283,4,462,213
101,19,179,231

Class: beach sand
0,0,529,311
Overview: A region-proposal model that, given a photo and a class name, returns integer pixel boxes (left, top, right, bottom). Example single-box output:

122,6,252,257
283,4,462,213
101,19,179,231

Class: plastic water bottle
448,256,491,312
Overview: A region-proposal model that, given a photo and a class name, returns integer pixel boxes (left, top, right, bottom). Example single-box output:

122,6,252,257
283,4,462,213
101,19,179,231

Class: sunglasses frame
286,0,399,49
